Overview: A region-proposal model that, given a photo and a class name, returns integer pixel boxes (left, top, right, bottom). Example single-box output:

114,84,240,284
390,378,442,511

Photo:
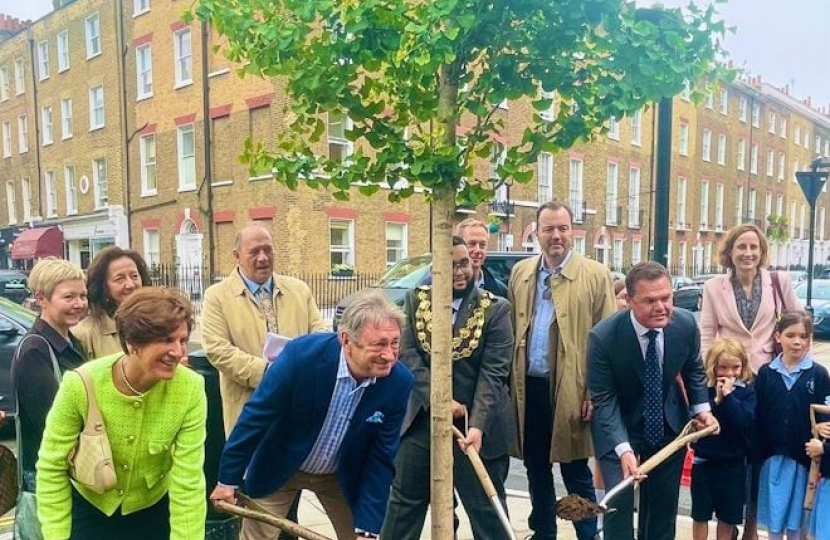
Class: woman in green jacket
37,287,207,540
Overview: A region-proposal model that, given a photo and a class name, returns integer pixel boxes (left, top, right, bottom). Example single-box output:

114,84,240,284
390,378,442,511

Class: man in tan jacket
508,202,615,540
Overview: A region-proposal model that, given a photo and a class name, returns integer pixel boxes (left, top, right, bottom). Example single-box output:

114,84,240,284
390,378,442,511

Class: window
768,111,776,134
737,138,746,171
613,239,624,271
630,108,642,146
538,90,555,122
800,203,806,239
748,188,757,220
143,229,160,266
750,143,758,174
5,182,16,224
21,177,31,222
329,219,354,270
804,129,810,149
795,125,802,145
719,89,728,115
328,113,352,163
766,150,774,177
41,106,53,146
700,181,709,227
816,136,822,154
13,58,24,95
177,124,196,190
1,121,9,157
140,134,157,195
717,134,726,166
37,40,49,80
778,153,785,181
574,237,585,256
677,176,687,228
18,115,28,153
65,166,77,215
776,194,783,216
779,118,787,138
751,103,760,128
0,67,8,101
607,118,620,141
679,241,688,275
136,45,153,98
629,167,641,227
61,98,73,139
568,158,584,222
765,191,772,221
89,85,105,130
57,30,69,72
92,158,108,208
739,97,747,122
490,143,506,181
705,90,714,109
537,152,553,203
174,28,192,86
735,186,744,226
385,222,407,266
45,171,57,217
134,0,150,15
702,129,712,162
790,201,796,237
679,122,689,156
715,184,724,230
631,239,642,266
86,13,101,58
793,159,799,183
606,161,619,225
681,81,691,101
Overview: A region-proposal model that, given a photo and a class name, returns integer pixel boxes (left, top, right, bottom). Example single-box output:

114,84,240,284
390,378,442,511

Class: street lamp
794,158,830,312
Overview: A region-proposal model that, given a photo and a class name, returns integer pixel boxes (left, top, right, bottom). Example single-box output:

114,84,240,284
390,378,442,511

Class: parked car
794,279,830,337
672,275,703,312
332,251,532,330
0,269,30,305
788,271,808,284
692,273,722,286
0,296,38,424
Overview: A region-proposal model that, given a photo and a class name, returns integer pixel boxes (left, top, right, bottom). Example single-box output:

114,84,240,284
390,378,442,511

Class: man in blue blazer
588,262,718,540
210,292,414,540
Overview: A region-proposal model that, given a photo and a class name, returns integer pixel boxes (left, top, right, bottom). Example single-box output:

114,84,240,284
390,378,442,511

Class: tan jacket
201,270,327,433
508,253,615,462
73,313,122,359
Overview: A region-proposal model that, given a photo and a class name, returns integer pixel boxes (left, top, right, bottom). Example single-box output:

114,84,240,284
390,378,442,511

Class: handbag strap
75,366,105,432
770,271,785,320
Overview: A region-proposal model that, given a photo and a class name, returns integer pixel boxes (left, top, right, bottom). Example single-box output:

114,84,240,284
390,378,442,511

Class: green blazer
36,353,207,540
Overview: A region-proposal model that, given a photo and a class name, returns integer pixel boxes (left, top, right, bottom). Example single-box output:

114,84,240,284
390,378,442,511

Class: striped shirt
299,351,376,474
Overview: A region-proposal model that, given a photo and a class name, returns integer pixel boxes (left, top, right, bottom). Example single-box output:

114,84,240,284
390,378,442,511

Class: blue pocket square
366,411,384,424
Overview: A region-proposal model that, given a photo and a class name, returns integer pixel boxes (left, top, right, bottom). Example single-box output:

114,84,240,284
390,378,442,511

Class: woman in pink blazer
700,223,800,374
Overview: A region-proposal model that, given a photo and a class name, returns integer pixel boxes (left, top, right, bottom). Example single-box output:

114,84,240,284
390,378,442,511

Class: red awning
11,226,64,260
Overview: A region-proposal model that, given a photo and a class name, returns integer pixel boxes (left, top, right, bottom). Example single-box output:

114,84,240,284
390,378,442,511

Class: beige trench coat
508,253,615,463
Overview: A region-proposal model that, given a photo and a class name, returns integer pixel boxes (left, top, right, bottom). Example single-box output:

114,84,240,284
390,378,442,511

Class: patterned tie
256,286,278,334
644,329,664,447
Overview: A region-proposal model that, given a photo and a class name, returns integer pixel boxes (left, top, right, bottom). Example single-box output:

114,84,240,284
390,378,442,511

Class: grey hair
339,291,405,341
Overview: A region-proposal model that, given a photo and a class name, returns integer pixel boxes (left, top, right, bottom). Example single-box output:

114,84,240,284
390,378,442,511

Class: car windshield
0,296,37,326
794,281,830,301
373,256,432,289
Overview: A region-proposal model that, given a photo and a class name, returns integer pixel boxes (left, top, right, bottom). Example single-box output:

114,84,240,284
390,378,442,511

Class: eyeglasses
453,259,472,272
353,340,401,353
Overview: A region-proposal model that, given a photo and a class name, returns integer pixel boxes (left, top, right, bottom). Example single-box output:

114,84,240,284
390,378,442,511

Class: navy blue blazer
217,332,414,534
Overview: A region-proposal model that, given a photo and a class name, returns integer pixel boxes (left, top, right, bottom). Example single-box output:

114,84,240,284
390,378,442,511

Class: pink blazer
699,269,800,373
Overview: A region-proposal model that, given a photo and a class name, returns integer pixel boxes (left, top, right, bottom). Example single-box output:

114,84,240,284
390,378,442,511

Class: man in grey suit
381,237,514,540
588,261,718,540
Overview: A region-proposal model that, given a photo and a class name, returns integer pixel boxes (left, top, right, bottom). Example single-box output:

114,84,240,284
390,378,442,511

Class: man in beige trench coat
508,201,615,540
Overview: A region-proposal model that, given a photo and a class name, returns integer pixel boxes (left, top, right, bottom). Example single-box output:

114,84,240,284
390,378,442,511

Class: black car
0,269,30,304
0,296,37,421
672,275,703,312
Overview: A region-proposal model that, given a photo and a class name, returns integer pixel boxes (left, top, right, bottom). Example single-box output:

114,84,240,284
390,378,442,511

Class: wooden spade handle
452,426,498,498
213,500,334,540
638,422,719,476
804,404,830,511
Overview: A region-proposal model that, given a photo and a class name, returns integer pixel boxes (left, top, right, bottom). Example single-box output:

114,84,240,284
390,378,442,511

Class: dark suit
218,332,413,535
481,266,508,299
381,286,514,540
588,308,707,540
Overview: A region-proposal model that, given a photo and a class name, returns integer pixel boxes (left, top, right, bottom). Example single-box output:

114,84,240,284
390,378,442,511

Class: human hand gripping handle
210,483,238,505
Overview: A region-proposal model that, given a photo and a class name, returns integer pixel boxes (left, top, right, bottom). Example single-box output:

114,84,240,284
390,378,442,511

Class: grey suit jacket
587,308,708,459
399,286,515,459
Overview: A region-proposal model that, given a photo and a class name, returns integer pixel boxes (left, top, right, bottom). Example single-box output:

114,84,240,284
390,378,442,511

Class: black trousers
70,488,170,540
523,376,597,540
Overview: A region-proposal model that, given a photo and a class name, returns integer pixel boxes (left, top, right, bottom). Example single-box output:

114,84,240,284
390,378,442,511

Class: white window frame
327,113,353,163
18,115,28,153
612,239,624,271
177,124,197,191
795,125,802,145
136,45,153,99
702,129,712,162
737,138,746,171
21,177,31,222
778,153,786,181
61,98,73,139
631,239,642,266
700,181,709,228
719,89,728,115
804,130,810,149
539,90,555,122
134,0,151,16
768,111,776,134
45,171,57,217
715,184,724,230
37,40,49,81
817,136,822,154
776,194,784,216
766,150,774,177
748,187,757,221
679,241,688,275
143,229,160,266
606,161,619,225
65,165,78,215
0,66,8,101
751,103,760,128
329,219,355,271
705,90,714,109
140,134,157,195
537,152,553,204
717,134,726,166
677,176,687,228
13,57,24,95
173,28,192,87
629,167,641,227
779,117,787,138
574,237,586,257
1,121,10,157
681,81,691,101
89,85,105,130
86,13,101,59
765,191,772,221
750,143,758,175
678,122,689,156
5,181,16,225
41,106,53,146
790,201,797,237
569,158,584,222
57,30,70,72
739,97,747,122
93,157,108,209
607,118,620,141
630,108,642,146
385,222,408,267
735,186,744,226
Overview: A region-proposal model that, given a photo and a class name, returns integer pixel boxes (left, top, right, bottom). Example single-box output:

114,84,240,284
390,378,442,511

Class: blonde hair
28,257,85,299
704,337,753,386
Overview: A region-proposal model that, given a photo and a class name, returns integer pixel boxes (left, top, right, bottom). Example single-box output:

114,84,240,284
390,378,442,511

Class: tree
191,0,730,535
767,213,790,267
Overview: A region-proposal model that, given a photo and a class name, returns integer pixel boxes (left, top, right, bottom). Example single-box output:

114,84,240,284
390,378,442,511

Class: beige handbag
67,367,118,494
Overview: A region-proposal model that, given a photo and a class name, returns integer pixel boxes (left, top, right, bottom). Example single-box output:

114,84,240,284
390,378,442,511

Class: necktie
644,329,664,447
256,286,278,334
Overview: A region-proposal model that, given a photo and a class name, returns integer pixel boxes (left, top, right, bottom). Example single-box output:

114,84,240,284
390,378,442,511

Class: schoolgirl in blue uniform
755,311,830,540
807,411,830,540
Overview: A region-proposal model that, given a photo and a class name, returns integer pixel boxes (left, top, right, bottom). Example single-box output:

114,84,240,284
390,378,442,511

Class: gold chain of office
413,286,492,361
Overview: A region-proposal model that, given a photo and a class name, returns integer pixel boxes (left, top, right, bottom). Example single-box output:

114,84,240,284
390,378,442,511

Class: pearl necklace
119,358,146,397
